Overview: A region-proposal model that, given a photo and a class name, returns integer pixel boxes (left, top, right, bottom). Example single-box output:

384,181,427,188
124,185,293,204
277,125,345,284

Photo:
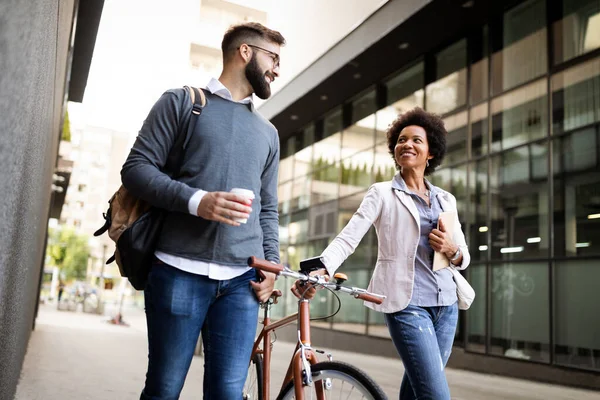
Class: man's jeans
140,261,259,400
385,302,458,400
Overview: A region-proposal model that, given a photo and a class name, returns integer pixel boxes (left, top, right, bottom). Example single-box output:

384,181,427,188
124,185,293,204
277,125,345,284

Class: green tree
47,227,89,281
61,110,71,142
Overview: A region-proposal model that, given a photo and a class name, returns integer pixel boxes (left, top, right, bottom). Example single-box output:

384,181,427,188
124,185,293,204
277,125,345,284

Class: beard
245,54,272,100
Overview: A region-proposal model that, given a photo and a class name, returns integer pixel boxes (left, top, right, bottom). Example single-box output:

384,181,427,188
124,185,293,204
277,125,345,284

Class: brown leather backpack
94,86,206,289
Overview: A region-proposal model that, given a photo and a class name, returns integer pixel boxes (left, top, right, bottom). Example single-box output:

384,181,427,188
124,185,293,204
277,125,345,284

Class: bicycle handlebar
247,256,386,305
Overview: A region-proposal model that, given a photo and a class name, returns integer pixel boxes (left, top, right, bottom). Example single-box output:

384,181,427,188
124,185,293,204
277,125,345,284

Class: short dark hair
386,107,447,175
221,22,286,62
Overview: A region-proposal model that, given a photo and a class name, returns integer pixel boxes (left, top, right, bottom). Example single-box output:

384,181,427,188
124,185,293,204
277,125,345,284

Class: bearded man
121,22,285,400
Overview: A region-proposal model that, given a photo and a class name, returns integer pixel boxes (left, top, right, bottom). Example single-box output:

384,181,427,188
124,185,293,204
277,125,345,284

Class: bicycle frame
250,295,324,400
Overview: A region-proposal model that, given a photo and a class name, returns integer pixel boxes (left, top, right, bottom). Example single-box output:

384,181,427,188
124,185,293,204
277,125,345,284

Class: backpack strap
164,86,207,177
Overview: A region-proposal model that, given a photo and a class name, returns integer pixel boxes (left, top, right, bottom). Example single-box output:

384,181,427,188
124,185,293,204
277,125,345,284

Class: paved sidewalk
15,303,600,400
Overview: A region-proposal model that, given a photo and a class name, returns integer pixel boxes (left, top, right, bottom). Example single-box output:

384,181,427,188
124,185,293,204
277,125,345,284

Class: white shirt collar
205,78,253,104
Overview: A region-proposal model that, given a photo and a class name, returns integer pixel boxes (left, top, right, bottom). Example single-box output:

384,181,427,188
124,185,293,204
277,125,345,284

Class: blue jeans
385,302,458,400
140,261,260,400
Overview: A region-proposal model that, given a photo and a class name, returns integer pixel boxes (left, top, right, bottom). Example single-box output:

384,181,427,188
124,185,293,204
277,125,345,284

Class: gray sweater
121,88,280,265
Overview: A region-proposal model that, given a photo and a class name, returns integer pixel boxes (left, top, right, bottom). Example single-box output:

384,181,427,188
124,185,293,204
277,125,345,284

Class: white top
154,78,254,280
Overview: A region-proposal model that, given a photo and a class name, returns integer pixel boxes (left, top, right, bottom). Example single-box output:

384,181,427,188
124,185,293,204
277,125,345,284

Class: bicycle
243,256,388,400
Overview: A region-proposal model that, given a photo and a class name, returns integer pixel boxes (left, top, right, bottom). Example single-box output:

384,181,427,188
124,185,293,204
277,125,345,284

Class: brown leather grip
247,256,284,274
356,293,384,305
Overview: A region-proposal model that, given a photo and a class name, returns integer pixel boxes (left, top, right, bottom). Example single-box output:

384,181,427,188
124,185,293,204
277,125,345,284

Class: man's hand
429,218,458,259
250,270,277,303
197,192,252,226
291,269,328,300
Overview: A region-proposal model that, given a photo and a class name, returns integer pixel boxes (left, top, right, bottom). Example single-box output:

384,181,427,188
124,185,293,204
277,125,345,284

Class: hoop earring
426,160,430,167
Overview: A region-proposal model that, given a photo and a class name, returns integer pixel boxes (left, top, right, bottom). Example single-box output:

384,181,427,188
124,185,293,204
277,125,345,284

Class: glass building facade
272,0,600,373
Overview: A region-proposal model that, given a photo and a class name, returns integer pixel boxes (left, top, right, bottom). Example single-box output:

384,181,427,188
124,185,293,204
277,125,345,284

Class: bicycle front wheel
277,360,387,400
243,353,263,400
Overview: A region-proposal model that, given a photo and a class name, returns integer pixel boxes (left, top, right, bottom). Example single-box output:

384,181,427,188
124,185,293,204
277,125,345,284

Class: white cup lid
230,188,255,199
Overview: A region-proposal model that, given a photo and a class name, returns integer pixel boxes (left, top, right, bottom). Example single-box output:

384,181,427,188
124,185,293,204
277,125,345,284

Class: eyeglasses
246,44,280,68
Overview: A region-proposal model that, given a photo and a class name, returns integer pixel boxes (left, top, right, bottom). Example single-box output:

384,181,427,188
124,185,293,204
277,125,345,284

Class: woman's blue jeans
385,302,458,400
140,261,260,400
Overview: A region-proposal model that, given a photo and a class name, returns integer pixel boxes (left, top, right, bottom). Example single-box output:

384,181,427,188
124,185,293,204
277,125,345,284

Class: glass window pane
554,259,600,370
553,0,600,64
342,120,375,159
289,211,309,245
279,156,293,183
311,164,339,206
340,148,374,198
490,262,550,362
553,129,600,257
491,0,547,94
471,102,489,158
490,147,550,260
491,79,548,153
343,90,376,156
465,264,486,353
471,26,490,104
468,160,488,262
426,39,467,115
552,57,600,135
332,269,370,334
386,62,424,108
295,125,314,176
443,111,468,165
278,212,290,247
291,176,311,212
308,200,338,242
278,181,292,217
430,165,468,217
374,142,397,183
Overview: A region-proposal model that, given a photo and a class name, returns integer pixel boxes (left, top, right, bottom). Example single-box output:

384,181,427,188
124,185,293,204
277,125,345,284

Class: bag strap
164,86,207,177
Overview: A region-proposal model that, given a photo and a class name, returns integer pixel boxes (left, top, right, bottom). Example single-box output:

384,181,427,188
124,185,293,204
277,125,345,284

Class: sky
71,0,388,135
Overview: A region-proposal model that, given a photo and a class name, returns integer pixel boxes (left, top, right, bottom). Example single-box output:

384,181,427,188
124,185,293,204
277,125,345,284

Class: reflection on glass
291,175,311,212
466,265,486,353
332,269,370,334
430,165,468,218
490,262,550,362
308,200,338,241
314,133,341,169
443,111,468,165
491,79,548,153
554,259,600,369
553,128,600,257
376,91,424,143
340,148,374,198
491,0,547,94
311,164,339,206
471,103,489,157
490,147,549,260
471,26,489,104
279,155,293,183
426,40,467,115
289,212,308,245
342,122,375,159
553,0,600,64
386,62,424,109
373,142,397,183
278,181,292,216
279,213,290,246
468,160,488,262
552,57,600,135
294,125,314,177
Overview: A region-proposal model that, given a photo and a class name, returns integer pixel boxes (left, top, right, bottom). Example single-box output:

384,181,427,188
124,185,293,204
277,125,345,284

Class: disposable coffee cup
230,188,255,223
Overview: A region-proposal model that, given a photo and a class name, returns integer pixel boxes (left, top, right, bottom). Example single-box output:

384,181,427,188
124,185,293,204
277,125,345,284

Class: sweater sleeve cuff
188,190,207,216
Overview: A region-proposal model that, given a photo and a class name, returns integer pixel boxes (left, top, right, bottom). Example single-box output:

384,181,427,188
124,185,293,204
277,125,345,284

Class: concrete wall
0,0,76,398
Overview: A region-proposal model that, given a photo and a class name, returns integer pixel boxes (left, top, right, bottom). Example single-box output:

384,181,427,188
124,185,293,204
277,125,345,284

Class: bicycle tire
243,353,263,400
276,360,387,400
